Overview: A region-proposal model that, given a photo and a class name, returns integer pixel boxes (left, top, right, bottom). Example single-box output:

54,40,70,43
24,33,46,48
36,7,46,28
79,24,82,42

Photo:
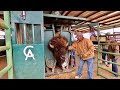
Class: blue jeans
77,57,94,79
112,59,118,77
70,50,76,66
102,53,106,64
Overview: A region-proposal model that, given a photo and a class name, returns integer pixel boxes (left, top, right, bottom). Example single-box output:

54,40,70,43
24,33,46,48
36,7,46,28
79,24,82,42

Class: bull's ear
49,42,54,48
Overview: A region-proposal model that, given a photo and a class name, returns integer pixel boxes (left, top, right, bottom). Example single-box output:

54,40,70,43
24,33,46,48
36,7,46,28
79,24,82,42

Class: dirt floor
45,52,120,79
0,55,8,79
0,52,120,79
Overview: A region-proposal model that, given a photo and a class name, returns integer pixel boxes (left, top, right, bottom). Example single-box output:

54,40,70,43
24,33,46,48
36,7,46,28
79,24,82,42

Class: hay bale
0,18,8,29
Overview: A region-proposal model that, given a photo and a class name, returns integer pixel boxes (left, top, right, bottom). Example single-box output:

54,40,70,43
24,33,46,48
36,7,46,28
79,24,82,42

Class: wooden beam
75,11,85,17
93,11,120,22
106,19,120,25
67,11,80,16
82,11,113,25
78,11,99,25
99,22,120,30
65,11,71,16
78,11,89,17
50,11,53,14
60,11,64,15
97,14,120,23
61,11,65,15
85,11,99,18
89,11,113,21
62,11,69,15
100,15,120,23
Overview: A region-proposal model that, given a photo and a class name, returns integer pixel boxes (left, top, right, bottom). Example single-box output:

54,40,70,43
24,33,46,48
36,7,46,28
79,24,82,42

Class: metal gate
11,11,45,79
97,24,120,79
44,24,73,76
0,11,13,79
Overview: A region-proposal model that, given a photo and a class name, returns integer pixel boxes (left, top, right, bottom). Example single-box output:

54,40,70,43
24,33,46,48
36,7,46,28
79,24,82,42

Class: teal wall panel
44,30,54,59
11,11,45,79
13,44,44,79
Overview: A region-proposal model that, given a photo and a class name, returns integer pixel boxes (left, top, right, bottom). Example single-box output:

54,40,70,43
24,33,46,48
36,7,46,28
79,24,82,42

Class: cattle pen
0,11,120,79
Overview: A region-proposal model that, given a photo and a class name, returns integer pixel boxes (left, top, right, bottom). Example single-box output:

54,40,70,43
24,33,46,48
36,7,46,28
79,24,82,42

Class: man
68,32,95,79
107,37,119,77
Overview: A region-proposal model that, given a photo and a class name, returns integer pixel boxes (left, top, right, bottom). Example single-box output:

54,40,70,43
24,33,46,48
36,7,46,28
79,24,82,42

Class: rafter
75,11,85,17
88,11,113,22
60,11,65,15
65,11,71,16
67,11,81,16
85,11,99,18
100,14,120,23
62,11,69,15
105,19,120,25
93,11,120,22
78,11,99,25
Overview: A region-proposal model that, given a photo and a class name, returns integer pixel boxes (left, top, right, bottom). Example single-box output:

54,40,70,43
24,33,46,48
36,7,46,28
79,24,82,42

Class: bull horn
66,42,68,46
49,42,54,48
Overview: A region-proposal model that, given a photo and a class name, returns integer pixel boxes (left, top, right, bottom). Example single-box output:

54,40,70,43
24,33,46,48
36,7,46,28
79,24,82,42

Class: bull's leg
62,67,66,72
52,59,57,73
46,67,49,73
66,59,69,70
62,62,67,72
66,64,69,70
45,59,49,73
65,58,69,71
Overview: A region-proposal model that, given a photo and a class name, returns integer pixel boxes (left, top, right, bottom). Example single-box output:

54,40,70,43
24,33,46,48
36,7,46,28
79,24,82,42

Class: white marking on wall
23,46,35,61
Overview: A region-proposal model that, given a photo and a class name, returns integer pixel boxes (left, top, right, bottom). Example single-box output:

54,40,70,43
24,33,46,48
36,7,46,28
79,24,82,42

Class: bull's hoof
50,72,55,74
63,69,69,72
51,71,55,74
57,72,60,74
66,66,69,70
63,70,66,72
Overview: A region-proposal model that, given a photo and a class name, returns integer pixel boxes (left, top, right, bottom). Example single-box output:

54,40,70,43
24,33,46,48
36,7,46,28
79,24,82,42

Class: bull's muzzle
60,55,65,60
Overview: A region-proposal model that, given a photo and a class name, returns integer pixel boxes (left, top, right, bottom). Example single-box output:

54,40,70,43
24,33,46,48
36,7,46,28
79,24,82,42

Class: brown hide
107,41,117,59
48,35,68,66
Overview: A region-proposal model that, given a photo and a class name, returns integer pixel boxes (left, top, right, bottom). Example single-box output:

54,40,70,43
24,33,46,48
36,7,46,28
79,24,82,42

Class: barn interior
0,11,120,79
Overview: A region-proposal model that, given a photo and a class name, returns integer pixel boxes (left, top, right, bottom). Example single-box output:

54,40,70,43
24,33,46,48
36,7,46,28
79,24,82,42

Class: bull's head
49,42,68,48
48,36,69,67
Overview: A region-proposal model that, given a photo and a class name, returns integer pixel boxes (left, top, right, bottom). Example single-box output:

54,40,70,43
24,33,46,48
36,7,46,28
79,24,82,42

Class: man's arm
68,42,76,50
115,45,119,60
85,39,94,55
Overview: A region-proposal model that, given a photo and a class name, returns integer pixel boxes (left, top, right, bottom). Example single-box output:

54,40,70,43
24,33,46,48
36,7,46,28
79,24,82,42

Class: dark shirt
107,41,117,59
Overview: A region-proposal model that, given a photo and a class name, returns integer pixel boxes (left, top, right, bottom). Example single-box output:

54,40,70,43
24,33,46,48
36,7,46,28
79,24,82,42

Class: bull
45,35,69,73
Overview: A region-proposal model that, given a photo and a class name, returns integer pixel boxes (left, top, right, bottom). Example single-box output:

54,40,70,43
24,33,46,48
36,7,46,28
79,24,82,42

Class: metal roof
44,11,120,32
0,11,120,33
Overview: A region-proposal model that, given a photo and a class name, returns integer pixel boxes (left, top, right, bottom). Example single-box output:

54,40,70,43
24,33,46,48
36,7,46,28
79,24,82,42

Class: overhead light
107,11,120,17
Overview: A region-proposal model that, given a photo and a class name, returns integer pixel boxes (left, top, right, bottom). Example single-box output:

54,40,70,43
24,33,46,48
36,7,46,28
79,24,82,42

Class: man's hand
115,56,119,60
81,53,87,58
68,46,73,50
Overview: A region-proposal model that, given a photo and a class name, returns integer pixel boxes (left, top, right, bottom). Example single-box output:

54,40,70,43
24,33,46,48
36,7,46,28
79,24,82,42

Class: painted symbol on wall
23,46,35,61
